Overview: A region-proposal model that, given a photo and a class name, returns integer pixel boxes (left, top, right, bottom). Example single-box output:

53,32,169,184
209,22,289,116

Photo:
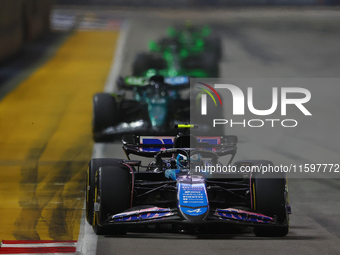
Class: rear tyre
92,93,118,142
132,53,152,76
201,52,219,77
206,37,222,61
252,162,289,237
93,166,131,235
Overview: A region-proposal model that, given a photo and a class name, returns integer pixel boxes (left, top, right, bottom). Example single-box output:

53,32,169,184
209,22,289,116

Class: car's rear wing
122,134,238,163
117,76,190,89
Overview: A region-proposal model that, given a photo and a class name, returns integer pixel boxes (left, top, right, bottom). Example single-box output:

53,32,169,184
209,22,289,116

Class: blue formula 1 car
86,126,291,237
92,75,223,142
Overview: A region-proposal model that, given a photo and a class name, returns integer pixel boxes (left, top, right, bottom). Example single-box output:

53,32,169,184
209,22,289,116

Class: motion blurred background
1,1,340,254
0,0,339,64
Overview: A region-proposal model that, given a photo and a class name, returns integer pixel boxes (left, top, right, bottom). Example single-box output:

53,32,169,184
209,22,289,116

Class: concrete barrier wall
0,0,54,62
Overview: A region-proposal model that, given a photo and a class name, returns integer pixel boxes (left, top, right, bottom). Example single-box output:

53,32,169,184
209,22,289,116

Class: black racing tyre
205,37,222,61
93,166,131,235
251,162,289,237
86,158,123,225
201,52,219,77
181,55,200,70
132,53,153,76
92,93,118,142
153,57,167,70
235,160,274,169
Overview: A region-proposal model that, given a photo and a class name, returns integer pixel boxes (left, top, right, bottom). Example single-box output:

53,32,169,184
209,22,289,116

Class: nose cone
150,105,166,126
177,175,209,222
148,99,167,127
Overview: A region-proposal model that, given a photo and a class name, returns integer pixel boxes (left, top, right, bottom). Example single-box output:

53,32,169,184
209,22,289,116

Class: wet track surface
0,7,340,255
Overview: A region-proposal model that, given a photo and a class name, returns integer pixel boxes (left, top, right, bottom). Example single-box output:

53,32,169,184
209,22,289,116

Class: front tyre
92,93,118,142
86,158,123,225
93,166,131,235
252,163,289,237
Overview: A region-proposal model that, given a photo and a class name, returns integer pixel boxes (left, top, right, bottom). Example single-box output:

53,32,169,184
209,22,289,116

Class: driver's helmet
176,153,203,169
149,75,165,86
147,75,167,99
176,153,188,168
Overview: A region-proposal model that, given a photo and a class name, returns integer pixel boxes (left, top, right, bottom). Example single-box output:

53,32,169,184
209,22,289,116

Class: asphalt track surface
0,7,340,255
93,9,340,255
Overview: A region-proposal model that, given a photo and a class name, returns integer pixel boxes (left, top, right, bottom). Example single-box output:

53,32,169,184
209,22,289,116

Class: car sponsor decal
180,207,208,216
139,136,174,152
111,207,173,222
164,76,189,85
124,76,188,86
178,182,208,217
125,76,148,86
139,136,221,152
214,208,274,223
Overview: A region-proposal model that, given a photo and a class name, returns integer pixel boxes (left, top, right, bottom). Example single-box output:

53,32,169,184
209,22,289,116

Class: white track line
76,20,130,255
104,20,130,93
76,208,98,255
91,143,106,159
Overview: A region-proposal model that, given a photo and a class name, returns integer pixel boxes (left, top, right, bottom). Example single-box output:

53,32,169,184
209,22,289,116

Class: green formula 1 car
132,25,222,78
92,75,225,142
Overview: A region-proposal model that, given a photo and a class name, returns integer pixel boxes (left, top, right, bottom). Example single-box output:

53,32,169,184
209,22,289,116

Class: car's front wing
100,206,280,227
